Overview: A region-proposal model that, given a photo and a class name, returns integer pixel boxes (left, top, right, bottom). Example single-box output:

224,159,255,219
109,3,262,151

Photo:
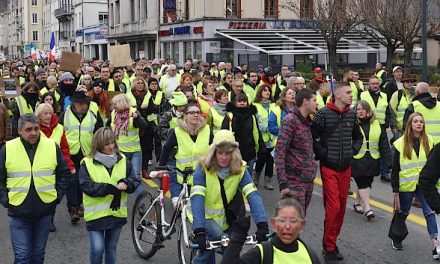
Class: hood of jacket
413,92,437,109
327,100,350,114
177,116,207,136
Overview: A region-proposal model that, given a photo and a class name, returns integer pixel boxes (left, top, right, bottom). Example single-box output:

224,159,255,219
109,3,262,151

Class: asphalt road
0,175,437,264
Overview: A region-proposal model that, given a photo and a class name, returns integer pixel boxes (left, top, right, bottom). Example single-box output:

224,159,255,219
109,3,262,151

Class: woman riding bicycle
220,192,321,264
190,129,269,264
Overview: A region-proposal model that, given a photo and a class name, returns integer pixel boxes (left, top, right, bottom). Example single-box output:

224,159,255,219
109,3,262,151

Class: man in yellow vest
0,114,70,264
389,74,416,136
98,66,115,91
374,63,387,89
159,64,180,99
404,82,440,144
59,91,103,224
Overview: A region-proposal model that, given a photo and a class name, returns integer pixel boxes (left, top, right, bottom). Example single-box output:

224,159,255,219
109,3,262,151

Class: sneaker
70,207,80,224
76,205,84,217
433,249,439,260
391,240,403,250
334,247,344,260
323,249,343,262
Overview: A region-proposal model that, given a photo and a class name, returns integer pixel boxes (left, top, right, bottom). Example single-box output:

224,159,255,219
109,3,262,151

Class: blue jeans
193,220,225,264
123,151,143,196
399,187,438,239
246,158,256,177
168,160,181,198
9,214,52,264
88,227,123,264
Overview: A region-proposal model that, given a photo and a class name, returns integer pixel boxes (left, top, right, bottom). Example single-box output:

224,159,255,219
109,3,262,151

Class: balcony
108,19,157,38
54,5,72,20
59,30,73,40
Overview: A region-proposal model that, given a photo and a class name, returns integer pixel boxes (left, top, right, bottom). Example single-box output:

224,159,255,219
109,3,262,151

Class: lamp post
421,0,428,82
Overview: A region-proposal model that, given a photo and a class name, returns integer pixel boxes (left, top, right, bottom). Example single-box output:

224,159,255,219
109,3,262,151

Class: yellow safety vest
256,239,313,264
316,94,331,110
376,69,386,84
5,136,58,206
393,135,433,192
272,84,285,101
175,125,210,185
198,96,213,115
16,95,35,115
110,107,140,153
412,100,440,144
360,91,388,124
105,79,116,92
40,87,61,102
243,84,257,103
161,74,181,96
354,120,381,159
64,106,96,156
40,124,64,146
209,107,230,135
190,162,255,231
141,91,164,124
350,81,364,106
254,102,275,144
270,105,282,146
82,155,128,222
392,90,411,131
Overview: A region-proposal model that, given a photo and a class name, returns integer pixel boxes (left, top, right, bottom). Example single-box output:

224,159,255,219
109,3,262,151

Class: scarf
94,151,118,169
216,167,230,180
114,109,130,137
213,103,226,116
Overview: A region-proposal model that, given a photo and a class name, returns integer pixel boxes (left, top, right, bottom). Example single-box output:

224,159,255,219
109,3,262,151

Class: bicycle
131,165,196,264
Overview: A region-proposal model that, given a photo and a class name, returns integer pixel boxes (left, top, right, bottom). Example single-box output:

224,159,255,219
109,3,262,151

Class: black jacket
222,103,263,162
312,102,363,172
403,92,437,128
420,144,440,213
384,79,399,103
351,118,392,178
0,137,71,218
78,152,140,231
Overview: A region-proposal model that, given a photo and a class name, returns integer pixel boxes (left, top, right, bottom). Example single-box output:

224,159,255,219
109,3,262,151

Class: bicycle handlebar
191,233,272,250
153,166,194,176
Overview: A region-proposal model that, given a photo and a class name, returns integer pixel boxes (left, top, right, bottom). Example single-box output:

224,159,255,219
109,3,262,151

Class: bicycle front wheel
131,191,161,259
177,215,195,264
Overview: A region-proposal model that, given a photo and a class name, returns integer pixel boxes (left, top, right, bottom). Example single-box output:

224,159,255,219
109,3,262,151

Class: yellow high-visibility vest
63,106,96,156
412,100,440,144
110,107,140,153
360,91,388,124
353,120,381,159
256,239,313,264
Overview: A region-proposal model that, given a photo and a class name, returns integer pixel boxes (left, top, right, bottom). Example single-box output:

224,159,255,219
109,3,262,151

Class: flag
30,47,37,59
49,32,56,62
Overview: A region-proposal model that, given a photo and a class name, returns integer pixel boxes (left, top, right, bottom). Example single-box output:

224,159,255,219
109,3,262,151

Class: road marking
314,177,427,227
143,178,171,198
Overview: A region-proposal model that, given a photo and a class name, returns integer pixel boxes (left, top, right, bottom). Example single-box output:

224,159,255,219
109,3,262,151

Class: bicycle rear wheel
131,191,161,259
177,216,195,264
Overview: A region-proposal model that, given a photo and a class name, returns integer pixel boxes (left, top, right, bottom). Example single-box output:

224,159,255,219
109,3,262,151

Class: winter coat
403,92,437,128
420,144,440,213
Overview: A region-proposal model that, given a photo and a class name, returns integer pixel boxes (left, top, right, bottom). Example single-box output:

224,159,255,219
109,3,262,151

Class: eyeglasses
186,111,200,116
273,217,304,227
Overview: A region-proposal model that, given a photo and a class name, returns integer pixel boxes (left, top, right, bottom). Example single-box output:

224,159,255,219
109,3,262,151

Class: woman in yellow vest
87,80,111,125
268,87,296,147
316,83,332,110
190,129,269,264
157,101,212,205
197,79,215,116
206,89,229,134
253,84,276,189
390,112,437,253
78,127,140,264
108,94,147,196
220,191,320,264
39,75,62,104
351,100,391,220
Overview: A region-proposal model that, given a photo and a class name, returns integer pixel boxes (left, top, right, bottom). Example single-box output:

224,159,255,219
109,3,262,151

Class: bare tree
281,0,362,74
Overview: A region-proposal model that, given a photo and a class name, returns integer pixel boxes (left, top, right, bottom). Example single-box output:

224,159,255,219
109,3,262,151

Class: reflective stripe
33,170,55,177
375,109,385,114
36,184,55,192
430,132,440,136
205,207,225,216
147,114,158,122
399,176,419,183
118,141,140,147
9,187,29,192
369,142,379,147
85,201,128,212
176,157,195,164
125,131,139,136
191,186,206,196
425,120,440,125
400,163,420,171
7,171,29,178
242,183,257,197
214,218,227,228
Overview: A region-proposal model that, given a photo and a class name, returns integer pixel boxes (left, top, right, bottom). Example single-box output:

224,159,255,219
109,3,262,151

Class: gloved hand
229,216,251,235
110,192,121,211
104,184,120,195
193,228,207,252
256,222,269,242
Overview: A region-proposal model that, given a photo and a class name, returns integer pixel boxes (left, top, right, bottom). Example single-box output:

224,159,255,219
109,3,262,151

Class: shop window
194,42,202,60
184,42,192,60
173,42,180,64
264,0,278,18
226,0,241,18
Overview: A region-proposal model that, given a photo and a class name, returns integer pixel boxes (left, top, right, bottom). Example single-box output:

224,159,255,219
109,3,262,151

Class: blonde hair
90,127,118,156
112,94,132,111
199,142,243,175
354,100,376,123
34,103,54,118
402,112,431,160
131,77,147,93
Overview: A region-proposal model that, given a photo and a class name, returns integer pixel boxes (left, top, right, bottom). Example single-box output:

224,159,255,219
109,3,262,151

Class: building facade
54,0,75,51
42,0,59,51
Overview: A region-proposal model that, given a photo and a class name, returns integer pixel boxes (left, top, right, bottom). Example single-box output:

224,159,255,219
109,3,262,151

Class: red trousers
321,165,351,252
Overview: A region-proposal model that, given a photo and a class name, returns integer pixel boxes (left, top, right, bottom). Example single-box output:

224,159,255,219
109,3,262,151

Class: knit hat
393,66,403,73
169,91,188,106
35,68,45,77
314,67,322,73
212,130,238,147
71,91,89,103
60,72,74,82
93,79,104,88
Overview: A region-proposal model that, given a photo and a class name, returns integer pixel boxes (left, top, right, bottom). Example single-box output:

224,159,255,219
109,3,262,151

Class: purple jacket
275,107,318,190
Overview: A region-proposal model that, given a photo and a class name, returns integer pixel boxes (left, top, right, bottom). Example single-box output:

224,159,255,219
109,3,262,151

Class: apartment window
130,0,135,22
173,43,180,65
32,31,38,41
184,42,191,60
115,1,120,25
264,0,278,18
110,4,114,27
226,0,241,18
31,0,37,6
300,0,314,19
164,43,170,60
32,13,38,24
99,13,108,24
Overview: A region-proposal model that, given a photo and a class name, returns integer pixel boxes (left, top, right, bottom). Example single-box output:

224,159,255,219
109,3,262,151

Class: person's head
91,127,118,156
11,67,19,78
278,87,296,108
333,82,352,107
254,84,272,103
60,72,74,85
313,67,322,79
170,91,188,113
233,68,242,80
18,114,40,144
215,89,229,104
295,88,317,115
248,70,258,85
112,94,131,112
168,64,177,77
319,83,331,97
47,68,57,77
182,102,201,126
92,80,104,95
375,63,382,70
203,80,215,95
184,61,192,70
22,82,39,94
271,191,306,245
148,77,159,92
35,103,54,126
35,69,46,81
415,82,429,96
200,129,243,174
286,76,299,91
223,72,234,85
181,73,193,86
234,93,248,108
393,66,403,80
368,76,380,92
402,75,416,90
232,79,243,95
343,67,354,82
100,66,110,81
40,92,59,111
46,75,58,89
297,77,305,90
131,77,147,93
403,112,431,160
353,72,359,82
2,68,10,77
218,62,225,71
281,65,289,77
225,62,232,71
71,91,89,114
112,71,123,84
355,100,374,121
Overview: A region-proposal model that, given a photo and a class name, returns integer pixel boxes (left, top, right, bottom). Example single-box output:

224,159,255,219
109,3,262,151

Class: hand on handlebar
193,228,207,252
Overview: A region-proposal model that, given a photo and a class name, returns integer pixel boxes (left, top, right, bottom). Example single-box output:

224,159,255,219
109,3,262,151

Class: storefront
76,24,109,60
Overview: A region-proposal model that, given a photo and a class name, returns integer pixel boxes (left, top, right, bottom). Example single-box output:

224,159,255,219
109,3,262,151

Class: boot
76,205,84,217
50,215,56,232
142,169,150,179
264,176,274,190
69,207,80,224
253,171,261,187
